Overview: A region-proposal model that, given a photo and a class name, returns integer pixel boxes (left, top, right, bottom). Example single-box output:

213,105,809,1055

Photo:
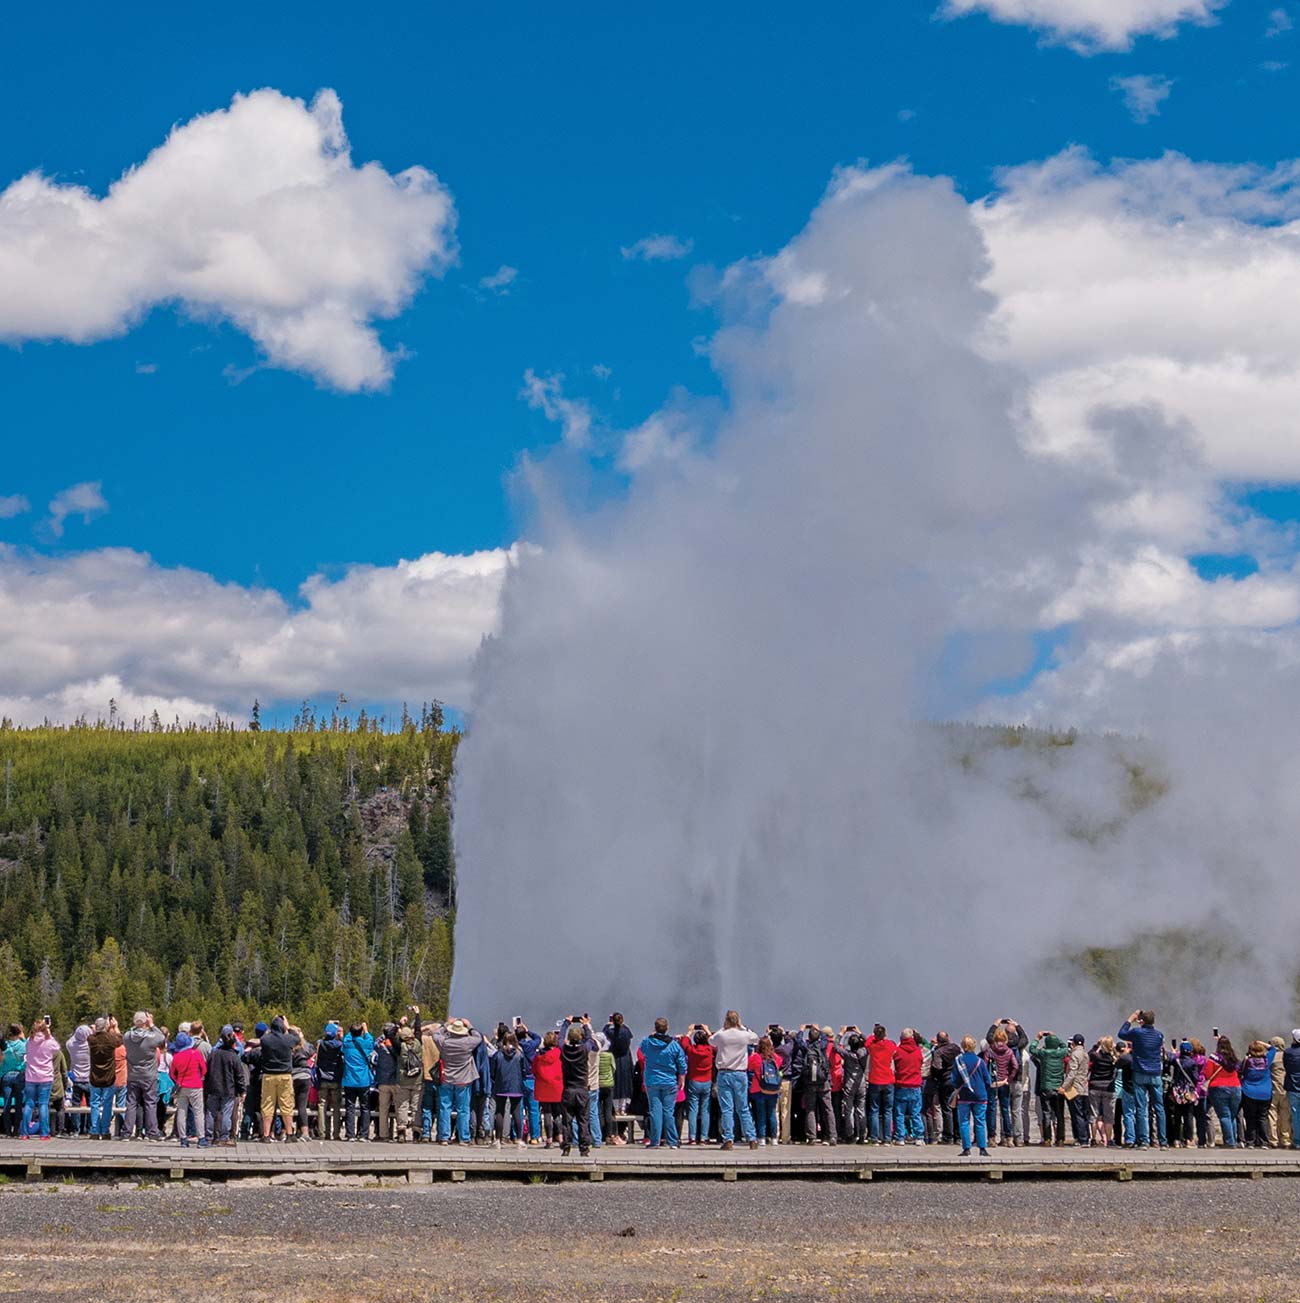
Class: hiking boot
979,1148,990,1157
720,1140,734,1151
749,1140,758,1150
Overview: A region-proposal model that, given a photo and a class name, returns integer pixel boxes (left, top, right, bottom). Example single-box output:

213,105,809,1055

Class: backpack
400,1037,423,1080
800,1042,827,1087
760,1055,782,1091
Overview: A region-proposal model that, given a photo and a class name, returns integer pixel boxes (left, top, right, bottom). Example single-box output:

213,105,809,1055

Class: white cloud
0,88,456,391
1267,7,1293,36
617,408,696,472
134,362,158,375
944,0,1225,52
478,264,518,294
0,494,29,519
47,481,107,537
976,148,1300,482
620,233,693,262
1044,544,1300,629
1111,73,1174,122
0,543,514,724
521,369,593,448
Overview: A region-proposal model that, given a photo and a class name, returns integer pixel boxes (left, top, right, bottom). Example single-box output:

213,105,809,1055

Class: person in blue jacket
1240,1039,1278,1148
341,1021,375,1141
951,1035,992,1157
513,1020,542,1144
1117,1010,1169,1148
1283,1031,1300,1151
640,1018,687,1148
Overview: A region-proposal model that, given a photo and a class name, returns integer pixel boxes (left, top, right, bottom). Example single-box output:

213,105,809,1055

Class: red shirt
531,1047,563,1103
681,1037,715,1083
893,1038,923,1087
866,1035,897,1085
170,1046,207,1090
828,1042,844,1092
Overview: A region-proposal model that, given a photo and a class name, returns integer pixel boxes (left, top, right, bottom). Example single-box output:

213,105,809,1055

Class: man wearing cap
1062,1034,1091,1147
314,1022,346,1141
433,1017,485,1144
123,1012,165,1141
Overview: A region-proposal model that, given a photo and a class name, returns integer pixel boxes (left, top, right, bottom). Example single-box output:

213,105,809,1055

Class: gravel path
0,1177,1294,1299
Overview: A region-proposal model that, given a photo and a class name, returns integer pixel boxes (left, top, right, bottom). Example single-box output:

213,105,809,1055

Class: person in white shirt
710,1011,759,1151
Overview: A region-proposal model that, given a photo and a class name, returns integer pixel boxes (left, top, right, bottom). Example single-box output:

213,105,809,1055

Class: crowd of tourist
2,1006,1298,1159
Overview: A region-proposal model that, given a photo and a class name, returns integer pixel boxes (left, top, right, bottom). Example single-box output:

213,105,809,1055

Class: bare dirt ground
0,1176,1294,1301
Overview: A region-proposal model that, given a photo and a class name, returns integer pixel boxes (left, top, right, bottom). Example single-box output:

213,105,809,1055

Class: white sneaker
771,1138,780,1146
492,1139,501,1149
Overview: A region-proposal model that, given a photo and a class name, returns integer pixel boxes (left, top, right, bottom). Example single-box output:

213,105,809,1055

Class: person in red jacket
825,1029,844,1130
891,1029,926,1145
530,1032,564,1149
865,1025,897,1143
680,1026,715,1144
169,1031,208,1148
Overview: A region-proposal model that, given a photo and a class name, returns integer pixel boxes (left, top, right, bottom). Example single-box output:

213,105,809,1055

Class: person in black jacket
603,1014,634,1140
257,1015,299,1142
314,1023,345,1140
928,1033,959,1144
1284,1030,1300,1151
560,1020,595,1157
838,1030,869,1143
206,1026,243,1146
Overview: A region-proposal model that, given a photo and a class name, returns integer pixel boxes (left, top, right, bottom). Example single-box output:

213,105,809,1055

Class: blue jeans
987,1084,1013,1140
22,1081,52,1136
206,1095,235,1141
686,1079,712,1142
957,1100,988,1151
1288,1092,1300,1149
868,1083,894,1141
893,1085,923,1139
716,1069,756,1143
1119,1087,1136,1143
523,1077,540,1140
1208,1086,1241,1148
420,1081,438,1139
90,1084,116,1136
754,1092,778,1139
438,1082,472,1143
1,1071,22,1133
1132,1071,1167,1146
646,1083,679,1147
573,1091,603,1146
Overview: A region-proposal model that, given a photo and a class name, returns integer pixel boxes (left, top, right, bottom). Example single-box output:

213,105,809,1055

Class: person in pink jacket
22,1019,60,1139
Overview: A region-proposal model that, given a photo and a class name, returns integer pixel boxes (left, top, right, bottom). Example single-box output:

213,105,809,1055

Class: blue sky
2,2,1295,586
3,1,1300,723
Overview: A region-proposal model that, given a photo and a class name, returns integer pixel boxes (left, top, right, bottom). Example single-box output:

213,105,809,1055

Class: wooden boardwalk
2,1136,1299,1183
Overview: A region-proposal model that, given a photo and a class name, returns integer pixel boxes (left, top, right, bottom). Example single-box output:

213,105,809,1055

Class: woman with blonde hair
1088,1036,1117,1147
952,1035,992,1158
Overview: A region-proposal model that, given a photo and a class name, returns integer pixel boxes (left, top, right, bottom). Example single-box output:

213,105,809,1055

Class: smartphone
1212,1027,1220,1038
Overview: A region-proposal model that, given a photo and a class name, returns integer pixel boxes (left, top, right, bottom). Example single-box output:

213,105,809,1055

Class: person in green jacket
1030,1032,1068,1146
597,1035,617,1145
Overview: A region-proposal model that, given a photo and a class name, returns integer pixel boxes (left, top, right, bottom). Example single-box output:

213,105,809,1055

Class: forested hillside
0,710,458,1038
